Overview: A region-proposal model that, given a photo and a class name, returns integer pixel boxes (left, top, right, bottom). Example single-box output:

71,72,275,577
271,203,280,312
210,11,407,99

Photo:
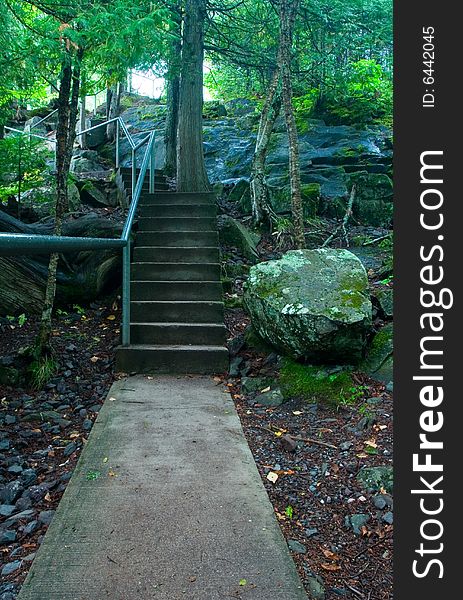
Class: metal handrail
0,116,157,347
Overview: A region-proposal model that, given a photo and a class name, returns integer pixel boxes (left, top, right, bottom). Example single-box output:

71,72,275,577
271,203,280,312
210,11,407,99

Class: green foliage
28,356,58,390
293,89,319,132
0,136,51,202
320,60,392,125
279,359,354,406
339,384,369,407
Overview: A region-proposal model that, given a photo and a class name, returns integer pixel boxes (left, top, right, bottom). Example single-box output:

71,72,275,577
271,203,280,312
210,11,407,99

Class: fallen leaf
321,563,341,571
260,386,271,393
106,315,116,320
90,356,99,363
364,439,378,448
292,410,303,415
44,492,52,502
266,471,279,483
322,549,340,561
103,457,108,463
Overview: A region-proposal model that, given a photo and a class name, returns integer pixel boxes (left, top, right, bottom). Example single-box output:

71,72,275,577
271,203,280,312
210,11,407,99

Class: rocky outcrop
243,249,372,362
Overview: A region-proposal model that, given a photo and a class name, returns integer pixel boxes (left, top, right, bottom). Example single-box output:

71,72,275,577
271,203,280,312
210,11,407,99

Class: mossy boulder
360,323,393,383
243,249,372,362
218,216,260,262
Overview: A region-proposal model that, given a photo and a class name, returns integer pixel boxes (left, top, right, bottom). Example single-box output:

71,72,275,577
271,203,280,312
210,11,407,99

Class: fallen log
0,210,124,315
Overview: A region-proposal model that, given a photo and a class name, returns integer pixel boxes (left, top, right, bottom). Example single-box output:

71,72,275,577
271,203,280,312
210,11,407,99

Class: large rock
20,182,81,219
218,216,260,262
360,323,393,383
243,249,372,362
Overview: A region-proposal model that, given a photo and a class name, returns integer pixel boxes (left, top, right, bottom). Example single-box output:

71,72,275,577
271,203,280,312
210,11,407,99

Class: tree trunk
177,0,210,192
79,93,87,149
36,48,84,355
250,67,282,225
107,82,121,141
165,76,180,177
164,4,182,178
278,0,305,249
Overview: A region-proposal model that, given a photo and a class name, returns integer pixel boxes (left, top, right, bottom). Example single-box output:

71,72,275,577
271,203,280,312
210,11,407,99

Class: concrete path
18,376,307,600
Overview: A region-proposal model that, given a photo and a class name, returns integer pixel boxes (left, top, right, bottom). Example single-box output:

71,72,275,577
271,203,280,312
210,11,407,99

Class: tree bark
164,4,182,178
165,75,180,177
278,0,305,249
177,0,210,192
107,82,121,141
79,92,87,149
249,66,282,225
36,47,84,355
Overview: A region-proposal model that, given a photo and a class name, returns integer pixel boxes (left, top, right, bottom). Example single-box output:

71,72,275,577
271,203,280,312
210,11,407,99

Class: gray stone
357,466,393,493
306,575,325,600
257,388,285,407
0,530,16,544
241,377,273,395
288,539,307,554
243,249,372,362
382,511,394,525
346,513,370,535
0,481,23,504
20,469,37,487
305,528,319,538
23,520,40,536
38,510,55,526
218,216,260,262
0,505,16,517
1,561,22,577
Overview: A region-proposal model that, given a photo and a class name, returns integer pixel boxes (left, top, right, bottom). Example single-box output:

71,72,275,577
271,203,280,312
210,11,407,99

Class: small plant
272,217,295,251
28,356,58,390
339,384,369,407
285,505,294,520
18,313,27,327
73,304,86,317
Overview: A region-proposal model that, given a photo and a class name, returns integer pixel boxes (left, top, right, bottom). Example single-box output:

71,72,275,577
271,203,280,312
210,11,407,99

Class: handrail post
131,148,136,198
122,241,131,346
149,133,155,194
115,119,120,169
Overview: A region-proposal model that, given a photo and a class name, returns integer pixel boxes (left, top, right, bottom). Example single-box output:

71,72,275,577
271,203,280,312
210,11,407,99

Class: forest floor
0,302,120,596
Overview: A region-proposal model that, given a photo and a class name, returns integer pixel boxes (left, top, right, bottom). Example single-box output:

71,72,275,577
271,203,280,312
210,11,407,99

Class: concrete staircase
116,167,229,374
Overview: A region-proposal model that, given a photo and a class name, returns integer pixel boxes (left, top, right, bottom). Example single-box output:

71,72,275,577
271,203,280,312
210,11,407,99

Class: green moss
301,183,321,218
279,359,353,406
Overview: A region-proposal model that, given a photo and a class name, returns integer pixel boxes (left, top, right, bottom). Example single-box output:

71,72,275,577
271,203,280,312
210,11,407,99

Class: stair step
121,172,167,183
131,301,224,323
130,323,226,345
131,281,223,301
140,192,216,205
138,217,216,232
131,262,220,281
127,183,170,194
133,246,220,263
120,167,165,177
136,231,218,247
115,344,229,374
139,204,216,218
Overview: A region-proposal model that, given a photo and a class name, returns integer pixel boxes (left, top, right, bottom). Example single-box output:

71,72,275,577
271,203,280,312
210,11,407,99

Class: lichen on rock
243,248,372,362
